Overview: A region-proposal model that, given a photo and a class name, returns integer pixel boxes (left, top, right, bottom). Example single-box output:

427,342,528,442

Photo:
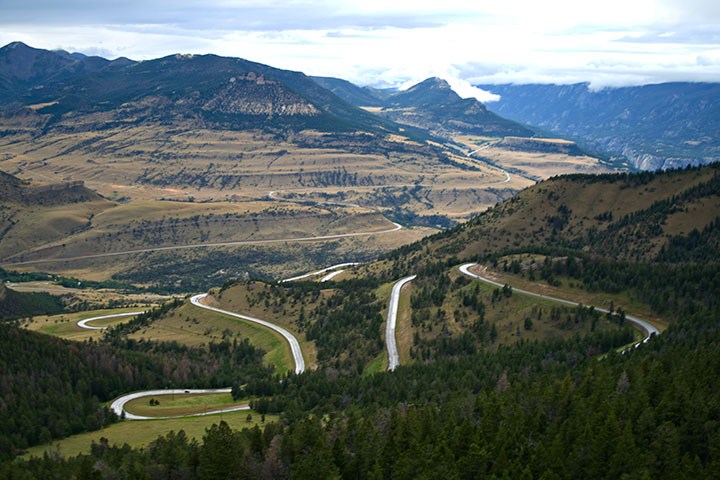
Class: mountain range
313,75,533,138
0,42,608,230
1,41,534,143
479,82,720,170
0,41,434,138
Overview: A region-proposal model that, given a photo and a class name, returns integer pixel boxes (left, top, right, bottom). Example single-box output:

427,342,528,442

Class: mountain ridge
0,43,434,140
313,75,534,138
480,82,720,170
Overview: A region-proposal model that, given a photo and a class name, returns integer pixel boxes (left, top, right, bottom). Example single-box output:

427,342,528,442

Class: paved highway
109,388,248,420
108,293,306,420
280,262,360,283
190,294,305,374
458,263,659,346
76,311,146,330
467,144,511,184
1,224,402,267
105,261,660,421
320,270,345,282
385,275,416,371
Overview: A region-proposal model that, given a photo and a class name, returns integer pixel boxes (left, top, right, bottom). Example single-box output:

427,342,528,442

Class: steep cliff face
480,82,720,170
201,74,320,116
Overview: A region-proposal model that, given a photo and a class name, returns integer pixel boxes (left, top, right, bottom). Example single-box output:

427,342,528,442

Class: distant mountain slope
0,42,128,105
313,76,533,138
311,76,388,107
479,82,720,170
0,42,425,138
0,170,113,259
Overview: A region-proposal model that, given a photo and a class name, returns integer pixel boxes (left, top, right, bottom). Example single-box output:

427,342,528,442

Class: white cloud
697,50,720,66
445,75,500,103
0,0,718,89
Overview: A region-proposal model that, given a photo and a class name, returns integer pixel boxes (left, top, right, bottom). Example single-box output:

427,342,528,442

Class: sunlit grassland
124,392,248,418
22,409,277,460
23,307,147,341
128,302,293,375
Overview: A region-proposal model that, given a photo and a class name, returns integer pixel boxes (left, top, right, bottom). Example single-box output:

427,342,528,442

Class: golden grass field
127,300,296,374
4,221,434,285
2,200,390,262
6,280,173,309
22,307,150,341
454,135,613,181
1,191,434,283
0,118,614,287
124,392,248,418
0,126,517,204
0,124,607,226
22,408,277,459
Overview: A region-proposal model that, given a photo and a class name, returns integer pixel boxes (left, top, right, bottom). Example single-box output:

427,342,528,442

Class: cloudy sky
1,0,719,101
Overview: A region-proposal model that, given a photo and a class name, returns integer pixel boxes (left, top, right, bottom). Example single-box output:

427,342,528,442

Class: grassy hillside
423,163,720,262
0,166,434,288
361,164,720,352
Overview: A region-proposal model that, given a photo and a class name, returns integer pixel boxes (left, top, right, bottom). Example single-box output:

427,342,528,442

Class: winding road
0,224,402,267
385,275,416,371
109,388,248,420
458,263,659,346
280,262,414,371
93,261,661,421
320,270,345,282
467,145,511,184
280,262,360,283
105,292,306,420
190,294,305,374
76,311,146,330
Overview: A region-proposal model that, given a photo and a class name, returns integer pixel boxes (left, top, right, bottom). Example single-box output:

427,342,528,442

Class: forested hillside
2,165,719,477
0,321,269,460
0,280,65,319
4,281,719,477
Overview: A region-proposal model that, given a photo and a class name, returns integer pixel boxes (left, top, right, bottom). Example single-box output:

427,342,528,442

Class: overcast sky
2,0,719,101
